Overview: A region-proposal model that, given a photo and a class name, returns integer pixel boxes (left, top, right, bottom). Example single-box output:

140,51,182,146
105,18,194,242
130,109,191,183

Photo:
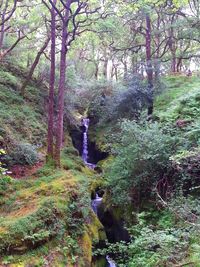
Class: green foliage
155,76,200,122
0,65,47,149
88,76,148,125
106,120,179,204
0,176,13,196
65,184,91,237
0,200,62,253
7,142,39,166
0,70,19,87
0,149,7,175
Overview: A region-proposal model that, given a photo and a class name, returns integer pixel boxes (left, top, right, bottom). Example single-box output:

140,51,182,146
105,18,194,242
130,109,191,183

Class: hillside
0,63,48,146
0,64,106,266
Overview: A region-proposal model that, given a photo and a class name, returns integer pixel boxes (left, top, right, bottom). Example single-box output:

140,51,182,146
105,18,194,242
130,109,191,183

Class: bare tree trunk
145,14,153,117
115,65,118,81
168,15,177,73
177,58,182,72
94,62,99,79
103,58,108,79
123,60,128,80
47,0,56,161
171,53,176,73
20,37,50,96
54,4,69,167
103,49,108,79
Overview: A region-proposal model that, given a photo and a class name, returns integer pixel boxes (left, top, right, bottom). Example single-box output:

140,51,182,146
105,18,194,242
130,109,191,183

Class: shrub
106,120,180,205
0,176,12,195
8,143,39,166
88,76,149,125
0,149,7,175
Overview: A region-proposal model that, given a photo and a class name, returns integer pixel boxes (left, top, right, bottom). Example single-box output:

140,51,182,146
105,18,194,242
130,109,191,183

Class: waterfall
91,193,103,215
106,256,116,267
82,118,96,169
82,118,89,163
91,193,117,267
82,118,116,267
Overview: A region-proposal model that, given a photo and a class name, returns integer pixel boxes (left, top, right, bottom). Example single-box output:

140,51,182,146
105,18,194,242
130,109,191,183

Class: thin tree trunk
171,53,176,73
47,0,56,161
103,49,108,79
103,58,108,79
145,14,153,117
0,0,9,49
20,37,50,96
94,62,99,79
123,59,128,80
54,4,69,167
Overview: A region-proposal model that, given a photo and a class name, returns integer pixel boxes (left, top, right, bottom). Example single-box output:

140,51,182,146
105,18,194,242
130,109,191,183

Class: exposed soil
10,161,44,179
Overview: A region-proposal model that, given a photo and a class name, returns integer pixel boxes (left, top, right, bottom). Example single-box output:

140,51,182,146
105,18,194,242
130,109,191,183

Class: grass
0,146,105,266
0,64,47,146
154,75,200,122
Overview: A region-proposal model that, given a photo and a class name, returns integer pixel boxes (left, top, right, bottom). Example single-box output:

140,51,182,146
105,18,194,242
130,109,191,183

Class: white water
92,193,103,215
91,193,117,267
82,118,96,169
82,118,116,267
106,256,116,267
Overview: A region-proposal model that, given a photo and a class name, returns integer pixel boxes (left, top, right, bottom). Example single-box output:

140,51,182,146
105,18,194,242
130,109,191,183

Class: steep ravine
80,118,129,267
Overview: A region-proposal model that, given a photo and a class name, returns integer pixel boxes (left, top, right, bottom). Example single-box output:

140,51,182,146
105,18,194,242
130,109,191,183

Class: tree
20,36,50,96
42,0,101,166
46,0,56,161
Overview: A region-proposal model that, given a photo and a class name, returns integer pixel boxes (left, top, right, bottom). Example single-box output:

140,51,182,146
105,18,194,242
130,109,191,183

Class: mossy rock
0,200,62,253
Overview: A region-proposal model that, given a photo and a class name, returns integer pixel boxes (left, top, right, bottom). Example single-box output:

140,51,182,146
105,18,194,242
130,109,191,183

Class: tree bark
54,1,70,167
103,49,108,79
145,14,154,117
47,0,56,161
20,37,50,96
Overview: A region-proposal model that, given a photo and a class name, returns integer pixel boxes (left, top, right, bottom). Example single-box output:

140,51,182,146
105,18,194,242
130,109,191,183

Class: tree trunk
171,53,176,73
103,49,108,79
54,5,69,167
20,37,50,96
123,60,128,80
94,62,99,79
103,58,108,79
168,15,176,74
145,14,153,117
47,0,56,161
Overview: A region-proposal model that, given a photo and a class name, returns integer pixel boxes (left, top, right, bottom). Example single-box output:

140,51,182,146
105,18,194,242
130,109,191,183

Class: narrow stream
82,118,117,267
92,193,117,267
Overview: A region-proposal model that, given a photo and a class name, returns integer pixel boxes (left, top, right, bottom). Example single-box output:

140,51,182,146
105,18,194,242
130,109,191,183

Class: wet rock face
69,127,83,156
87,141,108,164
98,209,130,243
69,125,108,164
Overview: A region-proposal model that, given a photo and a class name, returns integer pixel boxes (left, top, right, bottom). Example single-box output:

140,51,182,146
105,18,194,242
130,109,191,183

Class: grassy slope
155,75,200,121
0,152,104,266
0,64,105,266
0,63,47,145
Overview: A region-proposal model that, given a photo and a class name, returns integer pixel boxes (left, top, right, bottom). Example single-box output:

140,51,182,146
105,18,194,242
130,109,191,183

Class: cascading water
92,193,117,267
82,118,96,169
82,118,116,267
106,256,116,267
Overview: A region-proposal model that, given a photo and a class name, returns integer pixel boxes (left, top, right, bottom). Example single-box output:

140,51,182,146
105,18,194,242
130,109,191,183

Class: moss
81,211,106,266
0,64,47,149
81,232,93,265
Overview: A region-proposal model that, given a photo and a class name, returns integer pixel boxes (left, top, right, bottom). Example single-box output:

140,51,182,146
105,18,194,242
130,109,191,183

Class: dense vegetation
1,0,200,266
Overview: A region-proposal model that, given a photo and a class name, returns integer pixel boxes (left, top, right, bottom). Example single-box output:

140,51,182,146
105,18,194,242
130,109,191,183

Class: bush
0,176,12,195
0,149,7,175
106,120,180,205
8,143,39,166
88,76,149,125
